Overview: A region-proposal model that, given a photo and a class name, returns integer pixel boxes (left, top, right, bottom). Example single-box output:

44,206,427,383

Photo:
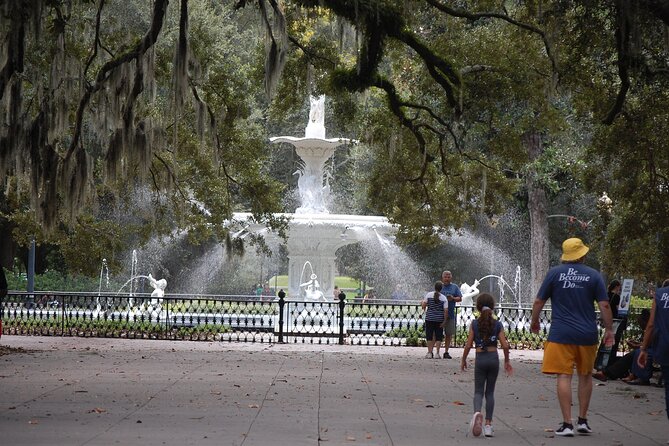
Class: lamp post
27,238,35,309
596,191,614,277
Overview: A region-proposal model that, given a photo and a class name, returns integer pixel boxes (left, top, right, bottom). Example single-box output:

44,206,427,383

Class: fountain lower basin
233,212,393,298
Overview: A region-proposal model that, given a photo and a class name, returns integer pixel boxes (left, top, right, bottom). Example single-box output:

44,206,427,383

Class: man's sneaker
483,425,494,437
470,412,483,437
425,352,433,359
576,418,592,434
443,352,452,359
555,422,574,437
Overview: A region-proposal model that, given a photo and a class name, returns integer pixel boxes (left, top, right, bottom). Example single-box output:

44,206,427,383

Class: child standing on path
461,293,513,437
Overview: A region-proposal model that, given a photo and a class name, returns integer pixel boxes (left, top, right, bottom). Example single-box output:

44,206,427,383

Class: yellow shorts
542,341,598,375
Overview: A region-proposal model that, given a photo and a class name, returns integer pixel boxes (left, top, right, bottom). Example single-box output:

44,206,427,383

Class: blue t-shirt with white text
653,286,669,366
441,283,462,320
537,263,607,345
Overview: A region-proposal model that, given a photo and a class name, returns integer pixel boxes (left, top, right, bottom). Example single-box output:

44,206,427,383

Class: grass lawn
268,275,361,290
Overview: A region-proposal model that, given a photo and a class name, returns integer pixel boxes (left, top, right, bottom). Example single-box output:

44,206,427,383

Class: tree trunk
524,132,549,299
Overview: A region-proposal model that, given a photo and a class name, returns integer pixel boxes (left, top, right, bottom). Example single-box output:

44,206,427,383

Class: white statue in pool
459,279,480,306
300,273,325,301
148,274,167,298
129,274,166,317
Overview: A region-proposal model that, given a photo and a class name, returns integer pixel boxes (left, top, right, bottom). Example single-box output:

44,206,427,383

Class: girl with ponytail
461,293,512,437
421,281,448,359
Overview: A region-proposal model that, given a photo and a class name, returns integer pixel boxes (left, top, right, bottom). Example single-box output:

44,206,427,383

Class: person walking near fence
638,278,669,437
461,293,512,437
606,279,626,366
421,281,447,359
0,265,6,339
530,237,613,437
440,270,462,359
0,265,6,300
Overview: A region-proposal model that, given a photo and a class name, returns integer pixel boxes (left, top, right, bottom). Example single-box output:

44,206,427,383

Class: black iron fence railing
0,291,645,349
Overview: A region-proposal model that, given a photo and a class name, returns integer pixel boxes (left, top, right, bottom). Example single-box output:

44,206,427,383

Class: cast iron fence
0,291,643,349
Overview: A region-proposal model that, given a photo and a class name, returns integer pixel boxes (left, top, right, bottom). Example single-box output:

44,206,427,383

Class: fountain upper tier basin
269,136,353,148
233,212,394,239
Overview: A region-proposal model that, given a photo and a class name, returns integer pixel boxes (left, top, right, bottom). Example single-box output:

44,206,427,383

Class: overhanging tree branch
65,0,169,161
287,35,337,69
426,0,559,85
603,0,632,125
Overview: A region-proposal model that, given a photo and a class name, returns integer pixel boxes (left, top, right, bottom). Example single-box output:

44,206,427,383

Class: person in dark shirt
638,279,669,428
606,280,627,366
608,280,621,318
0,265,7,299
0,265,7,339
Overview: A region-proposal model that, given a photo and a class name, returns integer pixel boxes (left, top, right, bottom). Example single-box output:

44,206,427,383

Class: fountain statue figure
459,279,481,306
300,273,324,301
298,261,326,301
305,95,325,139
475,267,522,307
148,274,167,298
116,272,168,317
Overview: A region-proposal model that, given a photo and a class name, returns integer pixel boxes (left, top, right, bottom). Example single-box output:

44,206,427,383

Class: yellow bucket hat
561,238,590,262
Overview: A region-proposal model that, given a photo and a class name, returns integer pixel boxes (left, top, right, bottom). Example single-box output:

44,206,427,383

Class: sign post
618,278,634,317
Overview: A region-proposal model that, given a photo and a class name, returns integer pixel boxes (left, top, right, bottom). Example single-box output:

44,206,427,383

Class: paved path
0,336,666,445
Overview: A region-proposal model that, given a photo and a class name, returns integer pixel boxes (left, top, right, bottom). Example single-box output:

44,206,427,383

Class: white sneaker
484,425,494,437
575,420,592,434
425,352,433,359
555,423,574,437
470,412,483,437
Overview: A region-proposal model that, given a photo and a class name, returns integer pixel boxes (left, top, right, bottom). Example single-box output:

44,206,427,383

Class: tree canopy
1,0,668,282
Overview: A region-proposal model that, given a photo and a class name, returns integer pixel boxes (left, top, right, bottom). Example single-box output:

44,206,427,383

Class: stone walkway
0,336,666,445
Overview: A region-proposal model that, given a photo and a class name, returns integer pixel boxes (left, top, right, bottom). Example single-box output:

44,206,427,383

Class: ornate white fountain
234,96,393,299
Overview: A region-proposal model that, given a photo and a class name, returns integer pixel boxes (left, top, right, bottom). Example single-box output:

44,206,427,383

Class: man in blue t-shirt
638,278,669,425
441,270,463,359
530,238,613,437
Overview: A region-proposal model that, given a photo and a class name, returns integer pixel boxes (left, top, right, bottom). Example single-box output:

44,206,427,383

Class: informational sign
618,278,634,317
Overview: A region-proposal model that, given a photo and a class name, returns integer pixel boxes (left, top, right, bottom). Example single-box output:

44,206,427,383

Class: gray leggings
474,351,499,420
